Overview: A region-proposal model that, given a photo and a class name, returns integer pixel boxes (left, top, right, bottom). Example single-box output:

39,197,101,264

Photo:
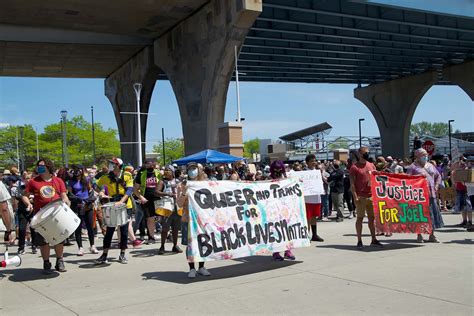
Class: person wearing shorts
349,147,383,249
304,154,324,242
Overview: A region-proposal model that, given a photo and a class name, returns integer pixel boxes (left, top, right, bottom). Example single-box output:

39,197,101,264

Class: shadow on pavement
436,228,466,233
443,239,473,245
317,242,423,252
129,248,182,258
141,256,302,284
0,268,60,282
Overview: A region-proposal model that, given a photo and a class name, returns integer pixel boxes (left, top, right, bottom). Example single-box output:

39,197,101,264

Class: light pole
35,127,39,161
358,118,365,148
448,119,454,158
91,106,96,164
15,128,20,170
161,128,166,166
133,83,143,166
19,126,24,171
60,110,68,167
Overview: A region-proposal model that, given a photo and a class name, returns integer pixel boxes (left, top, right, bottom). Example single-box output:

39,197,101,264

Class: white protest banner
187,178,310,262
290,170,324,196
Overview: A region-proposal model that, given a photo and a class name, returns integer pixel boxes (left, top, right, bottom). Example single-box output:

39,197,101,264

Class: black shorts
142,200,156,218
162,212,181,231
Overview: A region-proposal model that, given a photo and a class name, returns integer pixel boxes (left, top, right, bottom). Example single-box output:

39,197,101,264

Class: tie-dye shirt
406,162,441,198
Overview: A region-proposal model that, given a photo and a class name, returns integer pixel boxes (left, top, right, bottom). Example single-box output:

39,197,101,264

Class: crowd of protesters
0,145,472,277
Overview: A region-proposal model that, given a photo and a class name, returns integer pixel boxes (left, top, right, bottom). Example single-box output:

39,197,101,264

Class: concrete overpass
1,0,473,164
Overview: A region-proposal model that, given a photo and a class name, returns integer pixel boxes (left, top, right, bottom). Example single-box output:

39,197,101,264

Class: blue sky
0,77,472,152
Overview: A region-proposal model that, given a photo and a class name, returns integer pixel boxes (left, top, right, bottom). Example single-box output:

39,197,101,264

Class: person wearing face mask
450,158,470,227
21,158,71,274
68,165,98,256
304,155,325,242
406,148,444,243
156,165,182,255
349,147,383,249
95,158,134,264
177,162,211,278
134,159,161,243
328,160,345,222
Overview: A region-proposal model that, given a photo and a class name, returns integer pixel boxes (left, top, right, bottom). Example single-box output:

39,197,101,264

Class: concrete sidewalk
1,213,472,315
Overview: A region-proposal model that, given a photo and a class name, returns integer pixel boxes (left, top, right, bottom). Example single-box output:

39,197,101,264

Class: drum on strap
154,197,175,217
102,202,129,227
30,200,81,246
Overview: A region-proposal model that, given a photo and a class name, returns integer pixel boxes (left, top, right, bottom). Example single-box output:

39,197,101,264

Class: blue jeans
455,191,468,212
321,194,330,217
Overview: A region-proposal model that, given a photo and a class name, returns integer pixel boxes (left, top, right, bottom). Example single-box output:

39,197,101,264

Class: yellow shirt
97,171,134,209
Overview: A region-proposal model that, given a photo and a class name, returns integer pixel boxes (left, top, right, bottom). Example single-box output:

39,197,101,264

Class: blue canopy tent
173,149,243,166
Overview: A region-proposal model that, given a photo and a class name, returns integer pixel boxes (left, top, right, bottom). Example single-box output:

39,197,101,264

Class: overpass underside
1,0,473,164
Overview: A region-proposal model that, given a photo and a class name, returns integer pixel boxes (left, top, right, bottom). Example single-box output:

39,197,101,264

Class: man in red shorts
349,147,383,249
305,154,324,242
22,158,71,274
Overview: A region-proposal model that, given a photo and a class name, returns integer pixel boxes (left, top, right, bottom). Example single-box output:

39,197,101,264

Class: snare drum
30,200,80,246
102,202,129,227
154,197,175,217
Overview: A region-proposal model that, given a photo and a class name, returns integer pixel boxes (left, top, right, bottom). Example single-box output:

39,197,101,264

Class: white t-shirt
0,182,11,202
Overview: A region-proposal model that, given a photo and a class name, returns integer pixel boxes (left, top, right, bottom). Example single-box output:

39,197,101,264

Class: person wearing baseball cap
406,148,444,243
95,157,134,264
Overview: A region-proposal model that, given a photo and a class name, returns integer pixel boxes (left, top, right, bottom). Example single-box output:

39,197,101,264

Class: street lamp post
448,119,454,158
358,118,365,148
133,83,143,166
91,106,96,164
35,127,39,161
19,126,24,171
60,110,68,167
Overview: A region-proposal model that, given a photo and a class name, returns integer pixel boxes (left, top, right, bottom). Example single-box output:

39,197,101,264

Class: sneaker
146,238,156,245
55,259,67,272
356,241,363,249
90,245,99,254
158,246,165,255
188,269,197,279
172,245,183,253
118,253,128,264
197,267,211,276
272,252,284,261
284,250,295,260
95,254,108,265
416,235,424,243
311,235,324,242
77,247,84,256
370,240,384,248
17,248,25,255
43,261,53,274
428,235,440,243
132,239,143,248
348,213,353,219
31,246,37,254
456,221,467,227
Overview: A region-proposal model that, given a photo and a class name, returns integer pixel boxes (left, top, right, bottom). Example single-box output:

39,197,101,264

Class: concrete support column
354,71,438,158
443,60,474,101
105,46,160,166
154,0,262,155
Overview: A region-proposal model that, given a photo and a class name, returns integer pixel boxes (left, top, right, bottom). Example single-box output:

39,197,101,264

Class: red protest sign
371,172,432,234
422,140,435,156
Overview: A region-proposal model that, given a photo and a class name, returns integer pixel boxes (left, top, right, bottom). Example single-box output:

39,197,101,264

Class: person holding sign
156,165,182,255
270,160,297,260
304,154,324,242
349,147,383,249
406,148,444,243
177,162,210,279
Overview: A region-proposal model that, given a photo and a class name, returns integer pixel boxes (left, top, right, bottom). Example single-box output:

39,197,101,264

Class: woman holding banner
177,162,211,279
270,160,297,261
406,148,444,243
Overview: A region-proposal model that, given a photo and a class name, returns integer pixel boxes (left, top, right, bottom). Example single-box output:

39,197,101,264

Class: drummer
21,158,70,274
95,158,133,264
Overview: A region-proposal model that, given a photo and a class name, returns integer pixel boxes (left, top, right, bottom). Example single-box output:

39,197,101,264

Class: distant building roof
280,122,332,142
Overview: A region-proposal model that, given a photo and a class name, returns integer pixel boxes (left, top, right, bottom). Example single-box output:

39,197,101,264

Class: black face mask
147,167,154,172
333,164,339,169
362,153,370,160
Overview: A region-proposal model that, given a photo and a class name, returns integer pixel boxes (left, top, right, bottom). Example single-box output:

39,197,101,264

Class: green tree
152,138,184,165
410,121,461,137
0,116,120,169
243,138,260,159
